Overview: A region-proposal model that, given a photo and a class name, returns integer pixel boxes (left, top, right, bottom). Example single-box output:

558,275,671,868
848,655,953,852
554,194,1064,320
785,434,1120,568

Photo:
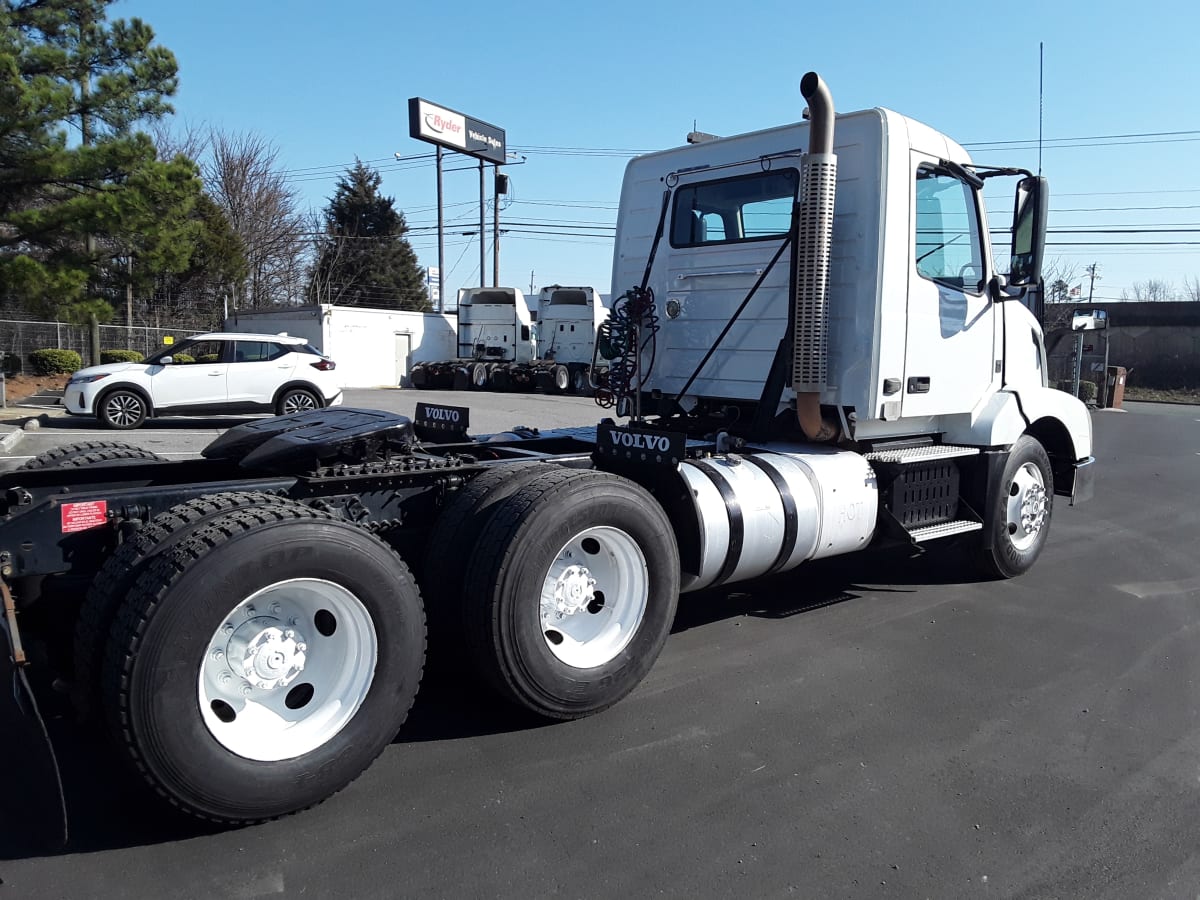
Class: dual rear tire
91,501,425,824
427,467,680,720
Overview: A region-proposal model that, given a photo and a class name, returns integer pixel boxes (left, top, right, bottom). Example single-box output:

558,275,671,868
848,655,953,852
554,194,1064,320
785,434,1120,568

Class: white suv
62,333,343,430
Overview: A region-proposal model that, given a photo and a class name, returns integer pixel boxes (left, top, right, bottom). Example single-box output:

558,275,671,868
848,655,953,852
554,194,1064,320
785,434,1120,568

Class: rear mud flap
0,619,68,849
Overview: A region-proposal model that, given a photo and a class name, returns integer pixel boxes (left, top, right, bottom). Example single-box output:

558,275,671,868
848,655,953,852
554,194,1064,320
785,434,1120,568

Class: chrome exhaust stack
794,72,839,442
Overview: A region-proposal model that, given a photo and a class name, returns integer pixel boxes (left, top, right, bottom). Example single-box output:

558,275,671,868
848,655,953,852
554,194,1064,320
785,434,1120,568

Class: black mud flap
593,422,686,468
0,622,68,849
413,403,470,443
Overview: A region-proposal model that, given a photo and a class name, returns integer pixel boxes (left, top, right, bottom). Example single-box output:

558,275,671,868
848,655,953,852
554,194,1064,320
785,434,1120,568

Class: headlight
68,373,110,385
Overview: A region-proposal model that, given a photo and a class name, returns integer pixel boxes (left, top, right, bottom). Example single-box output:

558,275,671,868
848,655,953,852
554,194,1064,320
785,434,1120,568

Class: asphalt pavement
0,397,1198,898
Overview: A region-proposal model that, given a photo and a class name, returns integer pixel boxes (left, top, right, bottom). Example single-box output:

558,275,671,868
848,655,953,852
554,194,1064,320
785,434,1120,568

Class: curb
0,424,24,454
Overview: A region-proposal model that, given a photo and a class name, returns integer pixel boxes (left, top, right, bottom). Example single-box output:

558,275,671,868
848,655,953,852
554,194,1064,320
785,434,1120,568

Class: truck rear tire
461,469,679,719
102,505,426,823
74,491,299,721
551,364,569,393
422,463,549,661
570,366,589,395
17,441,155,471
976,435,1054,579
470,362,490,390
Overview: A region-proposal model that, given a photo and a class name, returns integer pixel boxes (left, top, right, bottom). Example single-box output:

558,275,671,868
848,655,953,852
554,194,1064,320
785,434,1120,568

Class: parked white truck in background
409,286,536,389
518,285,609,393
0,72,1091,828
411,285,609,393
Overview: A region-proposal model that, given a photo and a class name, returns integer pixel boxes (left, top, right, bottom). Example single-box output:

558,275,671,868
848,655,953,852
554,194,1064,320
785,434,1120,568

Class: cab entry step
864,444,980,464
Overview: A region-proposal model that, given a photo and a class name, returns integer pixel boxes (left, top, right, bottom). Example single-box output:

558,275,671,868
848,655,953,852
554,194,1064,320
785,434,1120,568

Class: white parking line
20,429,226,436
3,451,201,461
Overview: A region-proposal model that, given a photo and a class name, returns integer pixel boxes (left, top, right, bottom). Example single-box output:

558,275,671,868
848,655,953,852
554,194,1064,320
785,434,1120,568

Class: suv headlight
68,373,110,385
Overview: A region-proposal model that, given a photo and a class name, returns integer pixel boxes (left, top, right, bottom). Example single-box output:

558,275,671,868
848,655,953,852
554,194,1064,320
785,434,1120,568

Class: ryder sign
408,98,506,165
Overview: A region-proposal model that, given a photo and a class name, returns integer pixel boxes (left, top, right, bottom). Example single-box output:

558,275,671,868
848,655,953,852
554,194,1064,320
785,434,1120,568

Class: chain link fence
1,318,204,373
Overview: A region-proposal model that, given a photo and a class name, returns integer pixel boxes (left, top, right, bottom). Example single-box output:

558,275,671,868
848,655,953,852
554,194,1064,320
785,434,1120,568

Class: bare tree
149,119,209,165
302,209,358,305
1184,275,1200,302
203,130,306,310
1121,279,1177,302
1040,257,1081,328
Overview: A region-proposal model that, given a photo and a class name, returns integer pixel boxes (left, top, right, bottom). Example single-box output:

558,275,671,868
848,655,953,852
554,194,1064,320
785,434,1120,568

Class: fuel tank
676,445,878,593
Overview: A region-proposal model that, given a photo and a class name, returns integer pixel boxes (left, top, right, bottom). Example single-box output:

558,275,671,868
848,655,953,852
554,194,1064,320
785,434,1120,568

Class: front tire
976,435,1054,579
103,506,426,823
97,389,148,430
462,469,680,719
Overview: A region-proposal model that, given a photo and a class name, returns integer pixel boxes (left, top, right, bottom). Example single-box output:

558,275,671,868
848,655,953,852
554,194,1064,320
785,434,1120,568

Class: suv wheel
98,389,149,430
277,387,321,416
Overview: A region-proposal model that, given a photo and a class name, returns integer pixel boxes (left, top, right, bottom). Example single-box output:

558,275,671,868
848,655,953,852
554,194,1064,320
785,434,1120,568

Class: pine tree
308,160,429,311
0,0,203,355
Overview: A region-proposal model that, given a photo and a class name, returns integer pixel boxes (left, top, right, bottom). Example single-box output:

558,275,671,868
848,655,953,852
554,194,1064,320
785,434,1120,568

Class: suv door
149,339,230,409
228,340,298,406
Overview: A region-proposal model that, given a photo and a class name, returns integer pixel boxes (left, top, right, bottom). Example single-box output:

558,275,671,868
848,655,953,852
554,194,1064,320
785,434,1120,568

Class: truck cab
611,104,1091,495
456,287,535,365
534,286,608,367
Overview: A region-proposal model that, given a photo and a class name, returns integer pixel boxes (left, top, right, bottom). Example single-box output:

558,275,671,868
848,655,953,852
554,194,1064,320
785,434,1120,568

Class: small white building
224,305,456,388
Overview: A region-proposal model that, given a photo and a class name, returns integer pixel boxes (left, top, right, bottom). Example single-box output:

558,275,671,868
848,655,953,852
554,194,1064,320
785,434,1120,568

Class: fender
942,387,1092,460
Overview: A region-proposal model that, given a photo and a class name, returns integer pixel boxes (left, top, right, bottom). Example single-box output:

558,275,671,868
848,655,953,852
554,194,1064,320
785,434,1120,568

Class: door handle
907,376,931,394
675,268,764,280
208,371,223,376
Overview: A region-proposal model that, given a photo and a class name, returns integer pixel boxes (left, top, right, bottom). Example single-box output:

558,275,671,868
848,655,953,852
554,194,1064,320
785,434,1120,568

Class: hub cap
1006,462,1048,551
105,394,142,426
282,392,318,414
539,526,648,669
198,578,377,761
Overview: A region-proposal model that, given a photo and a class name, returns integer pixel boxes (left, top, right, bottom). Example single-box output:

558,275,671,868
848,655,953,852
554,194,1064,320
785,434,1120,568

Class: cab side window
670,169,798,248
915,168,984,293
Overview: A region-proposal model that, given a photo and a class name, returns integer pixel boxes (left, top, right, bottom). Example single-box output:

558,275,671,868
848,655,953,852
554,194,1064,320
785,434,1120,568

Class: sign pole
493,165,500,287
436,146,445,313
479,159,486,290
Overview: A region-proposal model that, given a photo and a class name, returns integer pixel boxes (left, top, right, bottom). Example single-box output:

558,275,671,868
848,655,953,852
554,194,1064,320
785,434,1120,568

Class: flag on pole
1068,284,1082,297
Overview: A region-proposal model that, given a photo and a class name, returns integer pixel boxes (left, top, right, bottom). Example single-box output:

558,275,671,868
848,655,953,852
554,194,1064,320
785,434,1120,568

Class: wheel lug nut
296,643,307,653
245,605,256,618
289,617,300,626
222,623,234,635
284,629,295,640
241,684,253,695
270,602,282,614
211,648,224,660
219,672,232,685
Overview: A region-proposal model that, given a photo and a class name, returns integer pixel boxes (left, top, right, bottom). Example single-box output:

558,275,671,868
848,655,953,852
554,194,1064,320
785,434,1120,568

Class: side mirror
159,355,174,365
1009,175,1048,287
1071,309,1108,332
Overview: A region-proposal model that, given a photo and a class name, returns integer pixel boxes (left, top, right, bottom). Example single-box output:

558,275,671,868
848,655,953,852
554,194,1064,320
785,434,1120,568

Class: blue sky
118,0,1200,305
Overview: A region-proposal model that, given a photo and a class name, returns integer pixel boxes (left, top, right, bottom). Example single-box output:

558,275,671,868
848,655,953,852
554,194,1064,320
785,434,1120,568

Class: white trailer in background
223,305,455,389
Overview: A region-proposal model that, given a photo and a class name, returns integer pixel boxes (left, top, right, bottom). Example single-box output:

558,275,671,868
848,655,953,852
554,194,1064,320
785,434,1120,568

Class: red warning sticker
61,500,109,533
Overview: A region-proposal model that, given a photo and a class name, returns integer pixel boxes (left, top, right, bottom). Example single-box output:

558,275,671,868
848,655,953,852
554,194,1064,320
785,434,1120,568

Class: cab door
902,158,995,417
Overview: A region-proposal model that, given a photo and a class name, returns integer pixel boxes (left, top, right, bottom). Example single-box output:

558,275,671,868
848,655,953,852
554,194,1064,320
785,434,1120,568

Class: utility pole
1073,262,1100,400
478,160,486,289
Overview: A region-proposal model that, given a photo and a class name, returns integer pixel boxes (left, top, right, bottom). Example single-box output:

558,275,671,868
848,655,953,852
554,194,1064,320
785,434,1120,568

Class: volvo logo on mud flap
595,423,684,467
414,403,470,442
